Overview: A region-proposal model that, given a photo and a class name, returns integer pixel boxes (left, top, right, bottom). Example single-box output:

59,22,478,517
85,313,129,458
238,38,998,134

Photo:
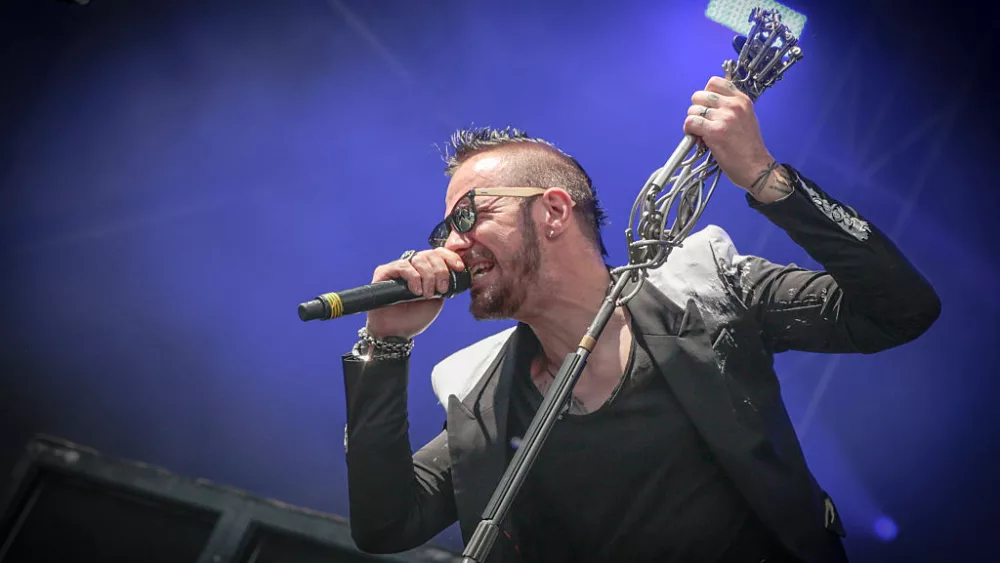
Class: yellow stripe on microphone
320,292,344,319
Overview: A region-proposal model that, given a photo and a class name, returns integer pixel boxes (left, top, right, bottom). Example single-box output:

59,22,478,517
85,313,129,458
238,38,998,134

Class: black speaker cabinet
0,435,461,563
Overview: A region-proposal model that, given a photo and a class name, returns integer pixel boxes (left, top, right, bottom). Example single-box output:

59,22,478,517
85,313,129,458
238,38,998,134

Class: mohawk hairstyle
441,126,609,257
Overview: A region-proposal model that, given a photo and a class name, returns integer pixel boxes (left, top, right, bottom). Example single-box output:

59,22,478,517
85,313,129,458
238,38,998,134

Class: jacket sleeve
721,164,941,354
342,354,457,553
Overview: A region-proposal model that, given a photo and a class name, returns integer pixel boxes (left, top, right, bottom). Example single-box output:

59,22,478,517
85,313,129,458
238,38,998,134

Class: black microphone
297,269,472,322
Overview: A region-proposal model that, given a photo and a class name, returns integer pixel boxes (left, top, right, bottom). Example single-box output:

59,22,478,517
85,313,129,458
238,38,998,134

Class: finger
705,75,738,94
691,90,724,109
687,104,712,120
409,252,451,297
432,247,466,272
683,114,719,138
373,260,423,295
407,253,436,297
422,252,454,295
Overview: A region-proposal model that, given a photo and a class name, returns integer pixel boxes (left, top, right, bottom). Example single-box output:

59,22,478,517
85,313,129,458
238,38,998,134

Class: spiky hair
441,126,609,256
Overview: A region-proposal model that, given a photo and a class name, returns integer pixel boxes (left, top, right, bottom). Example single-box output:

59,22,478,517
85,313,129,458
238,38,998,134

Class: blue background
1,0,997,561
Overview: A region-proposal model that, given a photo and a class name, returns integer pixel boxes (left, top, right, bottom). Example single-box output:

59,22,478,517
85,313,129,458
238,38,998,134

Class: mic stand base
459,272,633,563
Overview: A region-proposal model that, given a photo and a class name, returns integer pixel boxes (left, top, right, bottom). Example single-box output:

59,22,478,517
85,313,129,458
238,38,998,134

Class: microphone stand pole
458,8,803,562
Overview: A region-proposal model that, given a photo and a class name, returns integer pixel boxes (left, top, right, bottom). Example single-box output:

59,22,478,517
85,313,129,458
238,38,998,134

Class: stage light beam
705,0,807,38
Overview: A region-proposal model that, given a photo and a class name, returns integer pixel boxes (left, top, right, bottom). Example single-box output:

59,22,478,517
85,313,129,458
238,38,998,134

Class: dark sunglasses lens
452,206,476,233
429,220,450,247
429,198,477,247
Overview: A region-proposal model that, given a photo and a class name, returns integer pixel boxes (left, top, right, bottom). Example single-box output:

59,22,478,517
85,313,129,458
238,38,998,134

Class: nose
443,227,472,252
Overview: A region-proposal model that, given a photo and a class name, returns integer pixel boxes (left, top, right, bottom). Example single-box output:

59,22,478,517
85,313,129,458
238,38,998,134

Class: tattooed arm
721,165,941,353
686,76,940,353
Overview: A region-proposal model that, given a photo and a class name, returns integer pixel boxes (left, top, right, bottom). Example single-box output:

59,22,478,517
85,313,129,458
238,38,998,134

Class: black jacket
340,166,941,562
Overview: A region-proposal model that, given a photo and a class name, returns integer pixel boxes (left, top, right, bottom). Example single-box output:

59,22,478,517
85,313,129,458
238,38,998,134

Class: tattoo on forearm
748,161,794,197
748,162,778,195
767,166,795,196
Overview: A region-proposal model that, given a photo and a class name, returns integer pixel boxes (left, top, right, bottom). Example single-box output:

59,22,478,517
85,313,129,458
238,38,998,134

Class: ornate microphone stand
460,8,803,563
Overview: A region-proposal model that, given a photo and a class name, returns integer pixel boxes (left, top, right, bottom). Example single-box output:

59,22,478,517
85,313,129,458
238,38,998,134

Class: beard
469,208,541,321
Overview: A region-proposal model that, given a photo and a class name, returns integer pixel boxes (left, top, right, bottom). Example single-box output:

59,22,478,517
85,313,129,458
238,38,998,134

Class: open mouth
469,262,495,282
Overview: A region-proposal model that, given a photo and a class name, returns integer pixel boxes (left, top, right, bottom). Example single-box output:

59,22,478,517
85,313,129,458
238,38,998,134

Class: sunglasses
428,187,550,248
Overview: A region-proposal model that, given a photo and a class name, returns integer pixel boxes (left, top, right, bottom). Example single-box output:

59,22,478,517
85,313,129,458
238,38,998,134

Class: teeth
471,263,491,279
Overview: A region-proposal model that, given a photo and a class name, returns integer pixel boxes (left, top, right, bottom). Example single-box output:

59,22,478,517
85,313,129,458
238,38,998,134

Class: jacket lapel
630,280,836,560
447,323,529,542
627,279,768,459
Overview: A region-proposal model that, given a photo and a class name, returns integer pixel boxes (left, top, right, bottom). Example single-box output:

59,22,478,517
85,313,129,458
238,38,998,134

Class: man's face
442,152,542,320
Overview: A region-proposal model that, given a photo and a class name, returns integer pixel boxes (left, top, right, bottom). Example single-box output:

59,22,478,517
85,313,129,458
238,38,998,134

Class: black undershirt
506,329,778,563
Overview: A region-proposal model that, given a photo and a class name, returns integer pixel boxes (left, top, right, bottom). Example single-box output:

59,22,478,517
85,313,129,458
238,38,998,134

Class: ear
539,188,575,236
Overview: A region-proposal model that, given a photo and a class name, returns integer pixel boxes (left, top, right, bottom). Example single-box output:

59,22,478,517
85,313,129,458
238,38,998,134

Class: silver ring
700,106,710,118
399,249,417,262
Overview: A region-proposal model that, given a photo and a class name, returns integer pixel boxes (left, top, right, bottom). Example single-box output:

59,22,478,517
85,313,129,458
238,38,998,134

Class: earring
548,230,555,238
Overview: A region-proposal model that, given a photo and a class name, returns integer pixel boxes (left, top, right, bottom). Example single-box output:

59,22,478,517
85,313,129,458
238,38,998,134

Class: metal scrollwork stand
460,9,803,562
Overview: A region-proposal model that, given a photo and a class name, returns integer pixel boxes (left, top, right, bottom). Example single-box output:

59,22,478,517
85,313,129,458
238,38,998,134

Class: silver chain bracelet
352,326,413,360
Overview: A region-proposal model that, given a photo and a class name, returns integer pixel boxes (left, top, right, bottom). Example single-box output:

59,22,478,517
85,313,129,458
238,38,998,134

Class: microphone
297,269,472,322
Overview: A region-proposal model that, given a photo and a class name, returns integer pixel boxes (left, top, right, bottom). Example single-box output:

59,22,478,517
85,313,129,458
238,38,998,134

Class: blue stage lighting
705,0,807,37
873,516,899,542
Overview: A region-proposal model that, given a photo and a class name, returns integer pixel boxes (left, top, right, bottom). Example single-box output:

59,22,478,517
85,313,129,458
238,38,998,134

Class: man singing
339,76,941,563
